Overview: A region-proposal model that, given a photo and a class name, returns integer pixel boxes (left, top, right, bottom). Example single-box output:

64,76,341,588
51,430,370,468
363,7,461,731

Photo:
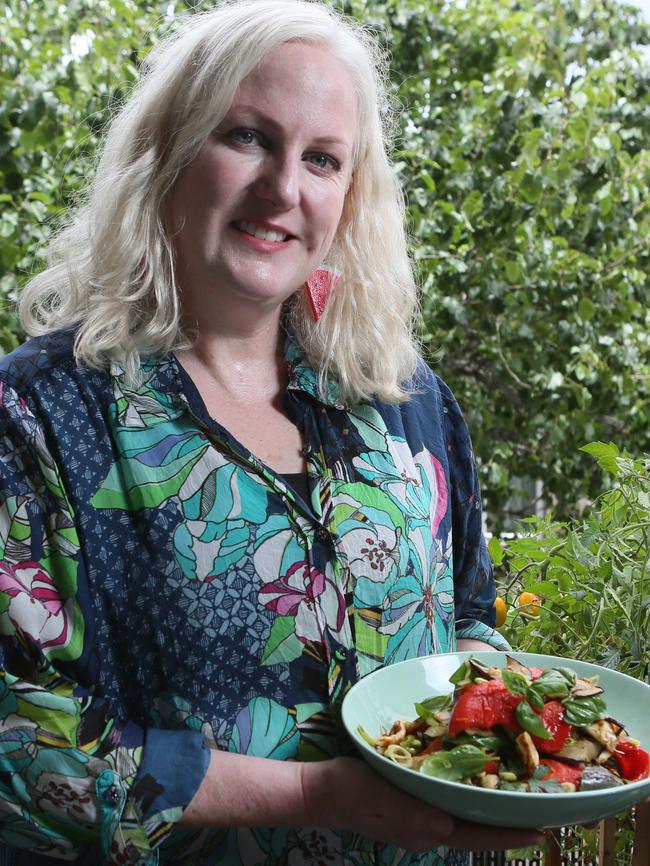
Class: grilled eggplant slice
580,765,625,791
556,736,603,764
572,678,604,699
506,655,534,680
584,718,624,752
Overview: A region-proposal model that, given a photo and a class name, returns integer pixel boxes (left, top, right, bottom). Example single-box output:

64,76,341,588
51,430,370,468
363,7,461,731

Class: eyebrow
225,104,352,152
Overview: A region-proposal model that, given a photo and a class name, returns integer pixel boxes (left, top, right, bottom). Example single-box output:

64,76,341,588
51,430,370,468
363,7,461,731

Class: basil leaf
415,693,453,721
563,696,607,727
450,732,508,752
529,669,571,699
526,688,545,711
449,660,471,685
421,744,490,782
554,667,578,689
502,670,529,696
516,700,552,739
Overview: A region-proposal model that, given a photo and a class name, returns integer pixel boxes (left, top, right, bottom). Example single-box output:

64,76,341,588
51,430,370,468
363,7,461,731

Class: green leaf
528,669,572,700
563,696,606,727
593,133,611,151
488,535,505,566
520,172,543,204
502,670,530,696
516,701,551,739
415,693,453,720
578,298,596,321
580,442,622,475
528,765,567,793
449,660,471,685
461,189,484,219
420,744,490,782
450,732,508,752
505,260,522,283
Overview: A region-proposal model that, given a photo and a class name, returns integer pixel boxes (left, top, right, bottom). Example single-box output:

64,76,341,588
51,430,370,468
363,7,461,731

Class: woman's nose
254,155,300,210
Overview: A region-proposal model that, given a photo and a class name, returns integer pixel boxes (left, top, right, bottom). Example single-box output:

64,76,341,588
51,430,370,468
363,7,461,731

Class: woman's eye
230,129,259,146
308,153,339,171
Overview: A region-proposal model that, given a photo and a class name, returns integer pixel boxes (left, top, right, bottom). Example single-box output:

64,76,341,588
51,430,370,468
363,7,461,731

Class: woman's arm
181,749,543,853
0,381,209,863
456,638,499,652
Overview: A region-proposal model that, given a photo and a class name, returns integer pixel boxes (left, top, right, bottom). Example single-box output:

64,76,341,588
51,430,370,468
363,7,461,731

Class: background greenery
1,0,649,529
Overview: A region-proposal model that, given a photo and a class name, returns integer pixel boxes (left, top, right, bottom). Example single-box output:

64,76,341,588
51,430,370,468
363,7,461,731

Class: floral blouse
0,329,508,866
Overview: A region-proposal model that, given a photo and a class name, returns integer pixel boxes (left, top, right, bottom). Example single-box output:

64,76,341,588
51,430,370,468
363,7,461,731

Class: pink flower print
259,561,346,643
428,451,448,537
0,560,72,651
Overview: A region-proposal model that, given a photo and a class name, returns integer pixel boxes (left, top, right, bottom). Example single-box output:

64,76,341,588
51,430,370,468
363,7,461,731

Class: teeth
237,221,288,242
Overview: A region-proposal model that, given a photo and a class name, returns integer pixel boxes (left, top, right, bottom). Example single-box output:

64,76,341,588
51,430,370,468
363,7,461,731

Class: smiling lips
234,220,294,243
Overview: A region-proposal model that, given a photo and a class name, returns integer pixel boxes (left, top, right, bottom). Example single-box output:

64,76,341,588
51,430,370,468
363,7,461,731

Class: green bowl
341,651,650,828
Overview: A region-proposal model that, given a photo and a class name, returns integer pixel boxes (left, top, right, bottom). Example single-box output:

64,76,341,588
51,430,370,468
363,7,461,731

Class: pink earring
305,269,340,321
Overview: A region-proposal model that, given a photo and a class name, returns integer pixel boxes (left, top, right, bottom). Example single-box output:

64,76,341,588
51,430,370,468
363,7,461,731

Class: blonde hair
20,0,420,404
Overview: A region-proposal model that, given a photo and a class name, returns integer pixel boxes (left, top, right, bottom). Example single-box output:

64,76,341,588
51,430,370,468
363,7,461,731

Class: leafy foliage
2,0,649,527
0,0,186,346
346,0,650,528
495,442,650,679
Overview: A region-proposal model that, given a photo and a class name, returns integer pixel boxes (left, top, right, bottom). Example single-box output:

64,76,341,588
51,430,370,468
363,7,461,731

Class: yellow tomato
494,596,508,628
518,591,542,617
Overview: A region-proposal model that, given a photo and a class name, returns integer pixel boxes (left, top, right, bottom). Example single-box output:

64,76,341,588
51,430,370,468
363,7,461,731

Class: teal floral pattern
0,330,508,866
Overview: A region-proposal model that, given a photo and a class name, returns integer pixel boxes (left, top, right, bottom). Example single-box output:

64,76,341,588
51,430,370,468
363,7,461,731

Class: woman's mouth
234,221,292,243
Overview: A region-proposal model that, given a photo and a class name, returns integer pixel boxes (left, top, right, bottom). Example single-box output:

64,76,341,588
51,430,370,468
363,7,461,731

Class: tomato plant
494,596,508,628
493,442,650,866
492,443,650,680
517,591,542,617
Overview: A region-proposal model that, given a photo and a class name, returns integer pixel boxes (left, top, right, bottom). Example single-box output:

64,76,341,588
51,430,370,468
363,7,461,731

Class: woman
0,2,543,864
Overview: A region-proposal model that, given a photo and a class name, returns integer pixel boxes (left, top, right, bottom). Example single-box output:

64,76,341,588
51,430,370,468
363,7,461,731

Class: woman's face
170,41,358,320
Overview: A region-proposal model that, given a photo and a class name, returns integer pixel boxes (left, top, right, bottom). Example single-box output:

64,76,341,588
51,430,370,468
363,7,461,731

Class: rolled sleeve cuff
98,728,210,864
455,618,512,651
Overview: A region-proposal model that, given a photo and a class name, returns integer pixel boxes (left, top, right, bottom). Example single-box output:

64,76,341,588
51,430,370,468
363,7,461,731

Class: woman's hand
301,756,545,853
182,749,544,853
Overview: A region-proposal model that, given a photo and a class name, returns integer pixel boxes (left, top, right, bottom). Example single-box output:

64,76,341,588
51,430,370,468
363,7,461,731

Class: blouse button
301,443,313,457
106,785,121,805
315,526,330,544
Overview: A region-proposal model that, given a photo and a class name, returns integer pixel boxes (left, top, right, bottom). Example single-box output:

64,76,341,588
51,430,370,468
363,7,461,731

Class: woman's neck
176,315,286,404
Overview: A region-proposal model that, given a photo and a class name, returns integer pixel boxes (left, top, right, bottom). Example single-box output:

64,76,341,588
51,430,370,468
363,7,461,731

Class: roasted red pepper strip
613,737,650,781
419,736,444,756
539,758,584,788
531,700,572,754
448,679,522,737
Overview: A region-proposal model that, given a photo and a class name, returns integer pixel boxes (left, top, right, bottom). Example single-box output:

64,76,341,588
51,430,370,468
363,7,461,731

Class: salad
361,655,650,793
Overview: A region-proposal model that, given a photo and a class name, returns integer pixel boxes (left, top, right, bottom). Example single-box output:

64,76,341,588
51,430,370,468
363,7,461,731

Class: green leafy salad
359,656,649,792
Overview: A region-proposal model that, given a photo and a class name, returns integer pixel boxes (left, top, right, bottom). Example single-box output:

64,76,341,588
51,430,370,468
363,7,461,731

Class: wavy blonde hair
20,0,420,404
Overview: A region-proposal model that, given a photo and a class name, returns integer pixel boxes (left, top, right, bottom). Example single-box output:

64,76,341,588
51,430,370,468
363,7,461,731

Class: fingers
444,817,545,851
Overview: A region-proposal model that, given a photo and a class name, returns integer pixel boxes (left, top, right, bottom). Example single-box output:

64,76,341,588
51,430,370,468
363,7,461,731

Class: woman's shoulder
366,358,456,453
401,357,461,418
0,330,78,390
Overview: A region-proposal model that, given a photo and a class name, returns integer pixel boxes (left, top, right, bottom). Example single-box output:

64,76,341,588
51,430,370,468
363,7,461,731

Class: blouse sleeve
436,378,511,652
0,380,210,862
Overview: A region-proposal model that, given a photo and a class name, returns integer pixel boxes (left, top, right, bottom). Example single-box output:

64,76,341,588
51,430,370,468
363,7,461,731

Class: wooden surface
545,829,562,866
598,817,617,866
